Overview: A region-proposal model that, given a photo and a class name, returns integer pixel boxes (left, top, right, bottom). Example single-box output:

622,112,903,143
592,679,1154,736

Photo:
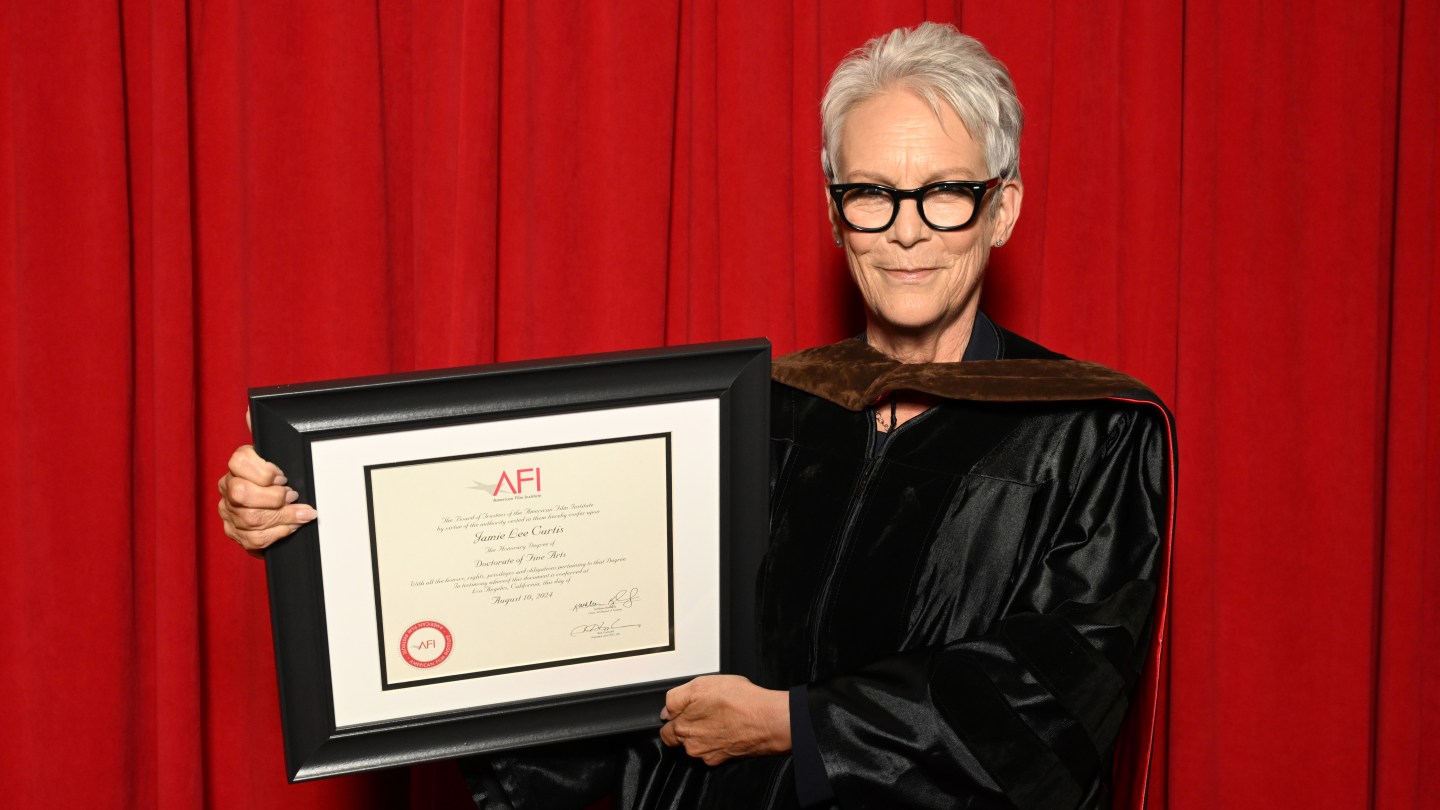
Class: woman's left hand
658,675,791,765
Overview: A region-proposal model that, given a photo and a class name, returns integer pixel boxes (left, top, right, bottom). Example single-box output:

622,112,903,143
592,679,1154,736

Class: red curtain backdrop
2,1,1436,808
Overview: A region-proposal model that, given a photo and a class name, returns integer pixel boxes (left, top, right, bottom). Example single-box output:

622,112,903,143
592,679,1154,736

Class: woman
221,23,1172,810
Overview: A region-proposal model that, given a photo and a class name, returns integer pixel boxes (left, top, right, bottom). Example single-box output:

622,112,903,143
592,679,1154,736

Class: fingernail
659,709,670,721
285,489,299,504
274,474,288,486
296,508,316,521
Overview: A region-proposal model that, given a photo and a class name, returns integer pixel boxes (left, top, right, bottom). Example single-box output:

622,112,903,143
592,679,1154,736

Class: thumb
663,683,693,720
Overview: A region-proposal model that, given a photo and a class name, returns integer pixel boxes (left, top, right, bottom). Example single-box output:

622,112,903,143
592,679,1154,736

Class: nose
888,198,927,247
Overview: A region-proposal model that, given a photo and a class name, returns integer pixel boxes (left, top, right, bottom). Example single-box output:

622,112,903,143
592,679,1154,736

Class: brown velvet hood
771,337,1153,411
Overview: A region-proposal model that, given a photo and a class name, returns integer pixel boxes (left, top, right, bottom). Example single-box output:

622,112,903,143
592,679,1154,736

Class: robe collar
772,320,1153,411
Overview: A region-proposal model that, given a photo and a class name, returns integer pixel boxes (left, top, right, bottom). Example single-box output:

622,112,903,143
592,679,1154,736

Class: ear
991,178,1024,246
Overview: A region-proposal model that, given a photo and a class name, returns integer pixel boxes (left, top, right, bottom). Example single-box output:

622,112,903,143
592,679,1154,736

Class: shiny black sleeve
460,735,631,810
806,404,1168,810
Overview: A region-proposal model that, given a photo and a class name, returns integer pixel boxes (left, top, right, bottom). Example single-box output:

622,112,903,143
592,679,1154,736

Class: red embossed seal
399,620,453,668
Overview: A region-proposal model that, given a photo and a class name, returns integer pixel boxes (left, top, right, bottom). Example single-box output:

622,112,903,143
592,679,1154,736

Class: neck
865,307,978,364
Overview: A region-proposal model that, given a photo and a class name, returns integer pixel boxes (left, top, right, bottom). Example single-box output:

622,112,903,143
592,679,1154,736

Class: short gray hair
821,23,1023,183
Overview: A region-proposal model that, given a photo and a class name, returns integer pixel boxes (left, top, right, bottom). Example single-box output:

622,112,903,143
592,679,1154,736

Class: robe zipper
808,408,913,677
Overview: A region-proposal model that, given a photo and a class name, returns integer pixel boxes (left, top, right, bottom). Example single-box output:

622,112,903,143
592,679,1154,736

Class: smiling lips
879,266,942,281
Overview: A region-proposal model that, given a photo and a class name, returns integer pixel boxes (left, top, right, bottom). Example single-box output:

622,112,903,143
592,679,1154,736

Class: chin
870,300,946,329
869,312,946,337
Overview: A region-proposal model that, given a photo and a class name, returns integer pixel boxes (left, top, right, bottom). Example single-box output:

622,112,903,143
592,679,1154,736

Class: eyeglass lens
840,185,976,230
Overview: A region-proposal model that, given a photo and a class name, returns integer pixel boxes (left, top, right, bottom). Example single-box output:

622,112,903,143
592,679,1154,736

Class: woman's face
831,89,1021,346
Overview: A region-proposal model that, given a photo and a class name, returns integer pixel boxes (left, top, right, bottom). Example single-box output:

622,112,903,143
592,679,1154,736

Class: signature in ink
572,587,640,613
570,618,641,637
608,587,639,608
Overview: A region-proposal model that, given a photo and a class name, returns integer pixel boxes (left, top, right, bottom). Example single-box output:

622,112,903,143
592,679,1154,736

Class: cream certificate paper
367,435,674,687
310,399,721,728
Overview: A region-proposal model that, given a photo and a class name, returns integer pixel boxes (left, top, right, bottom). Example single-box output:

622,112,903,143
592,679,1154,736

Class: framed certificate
249,339,770,782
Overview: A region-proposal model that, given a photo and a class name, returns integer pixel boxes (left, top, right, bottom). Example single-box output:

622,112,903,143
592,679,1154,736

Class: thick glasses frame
828,177,1002,232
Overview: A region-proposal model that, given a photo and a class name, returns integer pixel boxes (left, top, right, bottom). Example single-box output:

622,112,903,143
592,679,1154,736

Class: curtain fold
2,1,1435,807
1374,1,1440,806
121,3,202,808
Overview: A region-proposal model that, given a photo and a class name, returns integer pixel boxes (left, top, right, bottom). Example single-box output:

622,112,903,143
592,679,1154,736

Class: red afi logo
492,467,541,496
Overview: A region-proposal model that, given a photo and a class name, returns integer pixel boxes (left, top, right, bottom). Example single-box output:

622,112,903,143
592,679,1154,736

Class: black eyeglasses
828,177,1001,232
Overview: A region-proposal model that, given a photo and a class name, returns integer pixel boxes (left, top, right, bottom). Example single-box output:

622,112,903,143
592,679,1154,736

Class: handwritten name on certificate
364,435,674,687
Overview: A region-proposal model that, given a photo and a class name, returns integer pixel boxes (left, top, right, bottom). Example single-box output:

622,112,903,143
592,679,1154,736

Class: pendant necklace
878,395,898,432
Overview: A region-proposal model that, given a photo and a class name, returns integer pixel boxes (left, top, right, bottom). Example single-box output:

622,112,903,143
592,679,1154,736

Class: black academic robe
467,326,1175,810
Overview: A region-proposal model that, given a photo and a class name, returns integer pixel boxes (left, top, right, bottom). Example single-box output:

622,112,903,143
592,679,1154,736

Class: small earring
834,237,843,247
994,238,1005,247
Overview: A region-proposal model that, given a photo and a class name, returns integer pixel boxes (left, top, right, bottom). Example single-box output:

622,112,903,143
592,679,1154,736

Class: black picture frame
249,339,771,782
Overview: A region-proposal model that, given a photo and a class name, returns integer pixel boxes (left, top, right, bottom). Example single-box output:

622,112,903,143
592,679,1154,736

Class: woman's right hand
217,443,316,556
